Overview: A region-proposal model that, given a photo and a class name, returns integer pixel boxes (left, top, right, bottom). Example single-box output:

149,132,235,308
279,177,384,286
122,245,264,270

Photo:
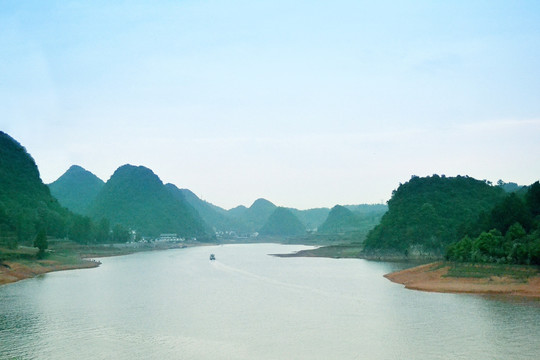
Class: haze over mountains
2,130,538,263
46,159,387,240
0,130,399,249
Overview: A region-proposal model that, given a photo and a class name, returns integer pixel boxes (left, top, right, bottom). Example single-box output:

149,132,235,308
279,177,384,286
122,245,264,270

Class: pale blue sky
2,0,540,209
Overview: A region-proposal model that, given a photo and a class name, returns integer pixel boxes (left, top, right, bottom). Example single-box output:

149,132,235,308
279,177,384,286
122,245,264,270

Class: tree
489,193,532,234
526,181,540,217
112,224,130,243
95,218,111,243
33,229,48,258
69,215,93,243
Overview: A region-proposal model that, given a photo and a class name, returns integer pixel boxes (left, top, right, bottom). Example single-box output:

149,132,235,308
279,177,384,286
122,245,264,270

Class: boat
209,254,215,261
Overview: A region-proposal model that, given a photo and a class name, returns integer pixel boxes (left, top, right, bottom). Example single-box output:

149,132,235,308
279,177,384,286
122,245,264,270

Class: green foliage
444,262,538,281
0,131,72,245
48,165,104,214
489,193,532,233
446,183,540,265
112,223,130,243
87,164,212,239
33,229,48,258
259,207,305,236
526,181,540,217
69,214,93,244
447,225,540,265
318,205,385,235
364,175,505,254
233,198,277,234
95,218,111,243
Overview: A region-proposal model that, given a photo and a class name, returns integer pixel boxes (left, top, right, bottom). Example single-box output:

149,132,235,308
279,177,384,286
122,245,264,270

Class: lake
1,243,539,359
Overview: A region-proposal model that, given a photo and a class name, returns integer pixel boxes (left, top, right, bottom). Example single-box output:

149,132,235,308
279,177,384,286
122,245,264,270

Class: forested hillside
88,165,212,239
259,207,306,236
318,206,360,234
0,132,71,247
318,205,386,235
167,185,249,233
227,198,277,234
446,182,540,264
364,175,506,255
48,165,104,214
289,207,330,230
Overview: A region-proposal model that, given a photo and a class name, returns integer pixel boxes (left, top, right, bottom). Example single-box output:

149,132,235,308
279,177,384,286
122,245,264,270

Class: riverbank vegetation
446,182,540,265
363,175,507,256
0,242,99,285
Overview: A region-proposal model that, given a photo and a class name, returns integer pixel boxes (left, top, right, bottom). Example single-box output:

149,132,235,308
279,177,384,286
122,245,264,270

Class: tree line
446,182,540,265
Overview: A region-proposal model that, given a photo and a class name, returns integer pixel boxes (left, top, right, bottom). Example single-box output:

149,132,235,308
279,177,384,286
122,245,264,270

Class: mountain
259,207,306,236
166,185,246,232
228,205,248,218
48,165,104,214
364,175,506,255
318,205,361,234
289,208,330,230
87,165,211,239
228,198,277,234
0,131,70,246
344,204,388,215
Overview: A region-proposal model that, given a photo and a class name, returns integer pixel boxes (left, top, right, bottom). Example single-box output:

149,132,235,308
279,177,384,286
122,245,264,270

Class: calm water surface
1,244,539,359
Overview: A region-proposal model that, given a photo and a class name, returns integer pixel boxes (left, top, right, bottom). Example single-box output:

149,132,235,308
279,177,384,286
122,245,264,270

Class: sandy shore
0,259,100,286
385,262,540,298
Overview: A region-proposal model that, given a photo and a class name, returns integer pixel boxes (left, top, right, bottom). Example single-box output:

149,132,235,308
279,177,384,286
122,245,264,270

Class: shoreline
385,262,540,299
0,258,101,286
0,241,207,287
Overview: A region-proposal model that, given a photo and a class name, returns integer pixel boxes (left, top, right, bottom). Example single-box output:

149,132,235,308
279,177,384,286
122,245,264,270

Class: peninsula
385,262,540,298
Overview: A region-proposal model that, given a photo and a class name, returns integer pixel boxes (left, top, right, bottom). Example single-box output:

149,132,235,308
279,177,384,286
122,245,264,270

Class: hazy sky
2,1,540,210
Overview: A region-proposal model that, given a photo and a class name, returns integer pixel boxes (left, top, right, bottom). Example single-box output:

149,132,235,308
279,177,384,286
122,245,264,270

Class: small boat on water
209,254,215,261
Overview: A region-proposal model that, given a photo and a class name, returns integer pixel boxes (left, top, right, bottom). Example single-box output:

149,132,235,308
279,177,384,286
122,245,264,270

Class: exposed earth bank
385,262,540,298
0,258,100,286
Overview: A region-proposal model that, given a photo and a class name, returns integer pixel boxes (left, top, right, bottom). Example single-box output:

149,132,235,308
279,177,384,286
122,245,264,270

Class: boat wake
210,259,366,303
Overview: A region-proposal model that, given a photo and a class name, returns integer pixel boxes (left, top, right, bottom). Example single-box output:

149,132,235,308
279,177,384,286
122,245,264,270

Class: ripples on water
1,244,539,360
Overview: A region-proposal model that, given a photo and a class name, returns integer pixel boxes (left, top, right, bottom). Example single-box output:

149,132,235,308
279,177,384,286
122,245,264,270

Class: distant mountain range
0,131,389,244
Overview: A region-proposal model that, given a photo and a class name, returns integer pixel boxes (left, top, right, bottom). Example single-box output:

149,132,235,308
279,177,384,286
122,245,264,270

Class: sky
1,0,540,210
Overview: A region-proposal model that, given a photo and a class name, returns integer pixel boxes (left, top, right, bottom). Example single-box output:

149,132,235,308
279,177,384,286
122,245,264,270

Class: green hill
289,207,330,230
364,175,506,255
88,165,212,239
166,185,246,232
318,205,360,234
0,131,71,247
317,204,387,236
48,165,104,214
259,207,306,236
228,198,277,234
344,204,388,215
